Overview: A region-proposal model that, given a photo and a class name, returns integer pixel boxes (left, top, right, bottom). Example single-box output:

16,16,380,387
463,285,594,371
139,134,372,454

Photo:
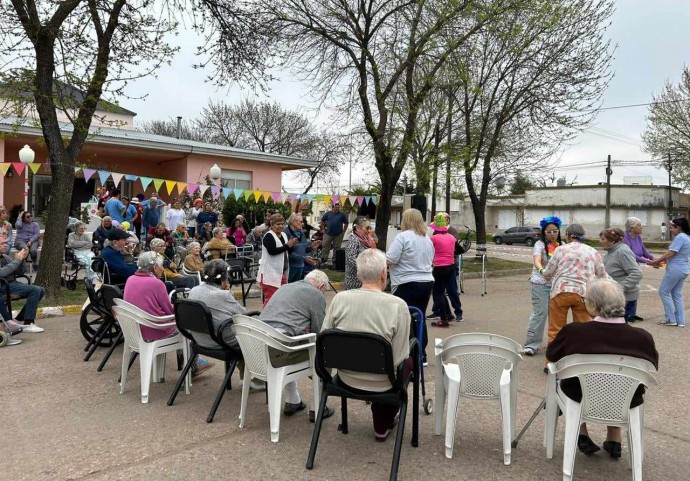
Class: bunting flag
349,195,358,206
364,196,371,206
97,170,111,185
187,183,199,195
289,194,297,201
233,188,243,199
139,176,153,190
339,195,348,206
125,174,139,181
198,184,209,196
82,168,96,181
211,185,221,198
357,195,364,205
262,191,271,202
272,192,282,202
177,182,188,195
323,195,331,206
28,163,42,174
306,194,314,202
371,195,378,205
244,190,252,200
222,187,232,198
111,172,125,187
152,178,165,192
12,163,26,176
281,193,290,203
164,180,176,195
0,164,10,176
73,166,81,173
253,190,262,201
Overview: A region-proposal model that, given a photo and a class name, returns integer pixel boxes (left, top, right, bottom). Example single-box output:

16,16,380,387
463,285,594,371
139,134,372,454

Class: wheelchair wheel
66,279,77,290
423,398,434,415
80,305,121,346
0,331,8,348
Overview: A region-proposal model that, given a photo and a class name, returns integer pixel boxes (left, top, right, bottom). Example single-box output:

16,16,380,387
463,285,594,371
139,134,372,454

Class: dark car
493,226,540,246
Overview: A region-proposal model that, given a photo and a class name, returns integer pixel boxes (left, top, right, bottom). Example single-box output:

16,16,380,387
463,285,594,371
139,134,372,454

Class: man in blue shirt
104,188,126,223
100,229,137,284
122,196,137,231
319,203,348,265
141,193,166,241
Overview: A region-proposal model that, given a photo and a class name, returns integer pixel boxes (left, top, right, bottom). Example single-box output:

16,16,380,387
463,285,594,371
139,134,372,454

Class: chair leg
630,407,643,481
119,345,131,394
207,362,235,423
499,380,512,465
434,362,446,436
412,354,420,448
97,332,122,372
238,370,252,429
389,400,408,481
445,378,461,459
562,401,581,481
84,318,113,361
224,360,236,391
306,391,329,470
140,347,154,404
340,397,348,434
118,352,138,383
167,355,195,406
268,371,285,442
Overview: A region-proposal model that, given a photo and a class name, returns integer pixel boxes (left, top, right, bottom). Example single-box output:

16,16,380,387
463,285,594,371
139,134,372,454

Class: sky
122,0,690,191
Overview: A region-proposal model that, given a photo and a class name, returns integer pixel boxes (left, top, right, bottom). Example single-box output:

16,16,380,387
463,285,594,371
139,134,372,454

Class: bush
222,195,293,228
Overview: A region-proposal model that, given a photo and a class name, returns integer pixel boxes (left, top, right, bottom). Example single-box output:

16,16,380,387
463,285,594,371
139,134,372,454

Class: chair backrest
112,298,176,349
553,354,658,424
84,278,101,306
438,337,522,399
316,328,398,387
226,258,244,282
100,284,123,315
91,256,111,283
439,333,522,353
112,304,146,351
174,299,225,348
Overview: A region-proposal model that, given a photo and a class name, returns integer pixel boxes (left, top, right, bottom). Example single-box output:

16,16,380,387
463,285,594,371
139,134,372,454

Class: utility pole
666,152,673,219
604,154,612,228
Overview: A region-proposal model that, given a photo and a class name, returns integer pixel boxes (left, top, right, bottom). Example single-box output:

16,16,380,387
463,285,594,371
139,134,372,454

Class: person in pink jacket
429,213,461,327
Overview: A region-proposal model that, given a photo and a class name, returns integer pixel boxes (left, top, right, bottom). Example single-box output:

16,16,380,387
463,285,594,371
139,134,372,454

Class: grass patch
461,257,531,272
13,285,87,310
322,269,345,282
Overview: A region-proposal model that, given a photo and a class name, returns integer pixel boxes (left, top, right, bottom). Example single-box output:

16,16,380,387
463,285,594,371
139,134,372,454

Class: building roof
0,116,319,169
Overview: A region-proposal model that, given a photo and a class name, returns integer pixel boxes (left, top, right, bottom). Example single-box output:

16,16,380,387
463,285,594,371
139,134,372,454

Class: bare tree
139,118,210,142
0,0,270,298
642,67,690,187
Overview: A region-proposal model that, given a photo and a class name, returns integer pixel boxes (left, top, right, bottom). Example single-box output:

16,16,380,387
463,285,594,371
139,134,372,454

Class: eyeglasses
545,230,559,235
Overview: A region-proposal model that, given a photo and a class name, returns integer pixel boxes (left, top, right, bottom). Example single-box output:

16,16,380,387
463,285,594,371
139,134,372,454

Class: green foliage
222,195,293,228
509,173,535,195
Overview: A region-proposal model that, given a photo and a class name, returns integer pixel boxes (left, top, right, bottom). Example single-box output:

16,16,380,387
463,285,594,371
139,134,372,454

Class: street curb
35,305,83,319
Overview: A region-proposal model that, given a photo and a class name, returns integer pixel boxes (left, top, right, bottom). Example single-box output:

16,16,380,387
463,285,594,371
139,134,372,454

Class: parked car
492,226,540,246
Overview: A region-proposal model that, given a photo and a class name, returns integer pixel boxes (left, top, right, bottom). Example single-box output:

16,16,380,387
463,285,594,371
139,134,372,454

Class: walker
408,306,433,415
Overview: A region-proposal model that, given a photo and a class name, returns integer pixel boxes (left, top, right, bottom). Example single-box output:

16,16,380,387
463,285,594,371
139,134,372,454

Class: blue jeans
288,266,304,283
659,268,688,326
524,282,551,351
0,281,45,322
624,299,638,322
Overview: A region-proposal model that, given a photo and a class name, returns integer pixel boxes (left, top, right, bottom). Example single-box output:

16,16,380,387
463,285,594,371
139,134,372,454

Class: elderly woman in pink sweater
123,251,213,376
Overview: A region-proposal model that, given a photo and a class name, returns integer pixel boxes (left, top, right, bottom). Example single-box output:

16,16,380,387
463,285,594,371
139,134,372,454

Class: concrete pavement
2,266,688,481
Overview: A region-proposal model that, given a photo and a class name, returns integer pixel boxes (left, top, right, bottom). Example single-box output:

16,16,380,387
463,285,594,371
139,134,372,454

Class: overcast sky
123,0,690,191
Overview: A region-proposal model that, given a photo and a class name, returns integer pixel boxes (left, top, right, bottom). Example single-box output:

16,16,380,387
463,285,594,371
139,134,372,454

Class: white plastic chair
434,333,522,465
112,299,189,403
544,354,658,481
180,264,202,284
231,314,320,443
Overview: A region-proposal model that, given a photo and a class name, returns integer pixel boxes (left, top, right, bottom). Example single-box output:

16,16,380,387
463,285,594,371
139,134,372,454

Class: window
505,227,518,233
221,169,252,190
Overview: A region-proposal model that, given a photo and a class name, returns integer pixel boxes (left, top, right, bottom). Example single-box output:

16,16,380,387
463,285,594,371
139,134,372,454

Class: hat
565,223,586,240
194,198,203,206
107,229,131,241
130,198,140,204
121,221,131,230
430,212,448,232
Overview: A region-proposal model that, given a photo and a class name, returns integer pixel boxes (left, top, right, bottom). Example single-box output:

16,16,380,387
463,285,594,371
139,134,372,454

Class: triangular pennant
164,180,176,195
198,184,209,196
0,164,11,176
263,191,271,202
73,166,81,173
281,193,290,203
357,196,364,205
306,194,314,202
323,195,332,206
111,172,125,187
289,194,297,201
363,196,371,205
222,187,232,198
272,192,281,202
12,163,26,176
82,168,96,181
125,174,139,181
28,163,42,174
177,182,188,195
211,185,221,198
139,176,153,190
152,178,165,192
233,188,243,199
253,191,262,201
349,195,358,206
244,190,252,200
97,170,111,185
371,195,378,205
187,183,199,195
339,195,347,206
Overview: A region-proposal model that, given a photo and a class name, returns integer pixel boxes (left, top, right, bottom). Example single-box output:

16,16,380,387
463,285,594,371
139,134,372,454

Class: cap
107,229,131,241
130,198,140,205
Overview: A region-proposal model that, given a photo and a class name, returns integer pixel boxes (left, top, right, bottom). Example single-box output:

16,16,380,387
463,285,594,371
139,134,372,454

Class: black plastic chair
83,284,122,362
227,258,256,306
167,299,243,423
306,329,419,481
0,274,33,321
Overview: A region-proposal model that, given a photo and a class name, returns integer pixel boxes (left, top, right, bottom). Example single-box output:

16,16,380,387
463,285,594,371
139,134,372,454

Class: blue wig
540,216,562,230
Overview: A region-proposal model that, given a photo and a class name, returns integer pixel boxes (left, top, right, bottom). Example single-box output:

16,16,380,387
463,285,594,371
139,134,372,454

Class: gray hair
187,241,200,251
74,221,85,230
212,227,224,237
252,224,268,236
355,248,387,283
203,259,229,285
137,251,164,272
305,269,329,288
287,213,302,225
102,216,112,223
625,217,642,232
149,238,166,250
585,279,626,318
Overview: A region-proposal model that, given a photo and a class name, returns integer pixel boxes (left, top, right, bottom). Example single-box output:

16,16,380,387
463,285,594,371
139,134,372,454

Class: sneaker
455,316,464,322
192,358,216,378
678,324,686,328
426,313,440,320
21,323,44,333
5,337,21,346
309,405,335,422
431,320,449,328
283,401,306,416
250,380,267,391
422,355,429,367
660,321,678,327
375,413,400,442
523,347,536,356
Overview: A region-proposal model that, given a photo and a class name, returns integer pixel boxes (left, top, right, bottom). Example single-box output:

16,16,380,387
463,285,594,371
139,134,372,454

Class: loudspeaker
334,249,346,271
412,195,427,220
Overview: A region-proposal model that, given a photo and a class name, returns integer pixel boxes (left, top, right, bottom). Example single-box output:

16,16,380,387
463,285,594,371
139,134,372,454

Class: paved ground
2,265,688,481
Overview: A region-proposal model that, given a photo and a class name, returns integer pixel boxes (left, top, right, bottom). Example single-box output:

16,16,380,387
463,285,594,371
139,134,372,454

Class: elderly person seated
149,238,199,290
92,216,114,251
260,269,334,419
321,249,412,441
100,229,137,284
14,211,41,269
67,221,97,281
123,251,212,377
247,224,268,250
197,221,214,246
183,241,204,273
202,227,236,260
147,222,174,256
0,235,46,333
622,216,654,266
546,278,658,458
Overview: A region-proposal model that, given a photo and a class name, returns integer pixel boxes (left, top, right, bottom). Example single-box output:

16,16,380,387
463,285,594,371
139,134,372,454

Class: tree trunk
375,179,394,250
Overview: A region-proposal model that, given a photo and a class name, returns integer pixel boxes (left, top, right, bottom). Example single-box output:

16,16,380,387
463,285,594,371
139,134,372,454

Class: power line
571,98,690,114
